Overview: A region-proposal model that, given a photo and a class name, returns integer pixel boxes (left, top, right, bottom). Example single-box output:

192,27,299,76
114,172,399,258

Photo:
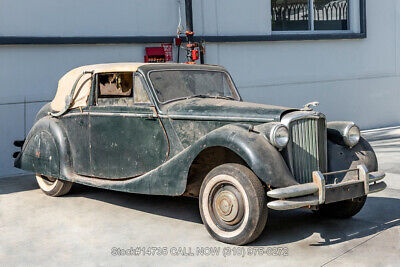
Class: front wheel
36,174,72,197
314,196,367,218
199,164,268,245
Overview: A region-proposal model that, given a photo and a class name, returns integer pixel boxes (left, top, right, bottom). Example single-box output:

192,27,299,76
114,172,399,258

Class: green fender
15,116,73,179
181,123,298,189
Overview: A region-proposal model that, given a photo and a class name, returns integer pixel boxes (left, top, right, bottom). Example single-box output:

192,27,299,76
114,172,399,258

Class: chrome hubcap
215,190,238,222
212,184,244,226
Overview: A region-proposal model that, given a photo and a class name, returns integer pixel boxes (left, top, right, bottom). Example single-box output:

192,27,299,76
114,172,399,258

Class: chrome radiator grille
283,113,327,184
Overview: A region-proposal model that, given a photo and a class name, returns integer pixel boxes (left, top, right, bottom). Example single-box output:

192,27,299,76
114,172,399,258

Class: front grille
284,114,327,184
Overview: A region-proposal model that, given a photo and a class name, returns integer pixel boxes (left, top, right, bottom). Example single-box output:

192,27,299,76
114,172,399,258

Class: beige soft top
51,62,148,111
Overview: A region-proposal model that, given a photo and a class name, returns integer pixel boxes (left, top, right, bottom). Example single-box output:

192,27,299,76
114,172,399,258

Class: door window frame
89,72,154,107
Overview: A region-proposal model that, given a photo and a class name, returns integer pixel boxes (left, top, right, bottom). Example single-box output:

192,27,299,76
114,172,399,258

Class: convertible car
14,63,386,245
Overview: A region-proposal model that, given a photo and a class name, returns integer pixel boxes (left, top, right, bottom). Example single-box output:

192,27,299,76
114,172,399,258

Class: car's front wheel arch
184,146,250,197
182,124,298,196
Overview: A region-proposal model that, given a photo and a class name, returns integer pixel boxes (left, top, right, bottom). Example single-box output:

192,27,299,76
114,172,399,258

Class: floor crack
320,229,386,266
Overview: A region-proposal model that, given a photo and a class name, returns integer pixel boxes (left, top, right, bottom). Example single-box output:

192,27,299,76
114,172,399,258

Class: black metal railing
314,1,348,21
272,0,348,31
272,3,309,22
272,1,348,22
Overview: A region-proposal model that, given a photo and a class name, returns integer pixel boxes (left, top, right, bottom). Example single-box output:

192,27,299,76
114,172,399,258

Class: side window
134,74,151,104
96,72,133,106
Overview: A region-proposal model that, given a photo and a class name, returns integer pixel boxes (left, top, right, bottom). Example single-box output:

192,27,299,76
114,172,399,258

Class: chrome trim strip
281,111,326,126
64,112,271,122
161,114,274,122
62,112,89,117
89,112,155,118
63,111,156,118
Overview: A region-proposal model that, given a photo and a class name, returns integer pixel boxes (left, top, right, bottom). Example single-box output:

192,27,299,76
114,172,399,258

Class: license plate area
325,180,365,204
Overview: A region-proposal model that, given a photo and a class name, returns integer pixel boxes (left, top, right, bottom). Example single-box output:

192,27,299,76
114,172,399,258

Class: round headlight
270,125,289,149
344,124,360,147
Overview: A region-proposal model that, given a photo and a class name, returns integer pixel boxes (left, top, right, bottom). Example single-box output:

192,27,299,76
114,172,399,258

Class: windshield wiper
213,95,236,100
187,94,236,101
186,94,211,99
164,94,237,104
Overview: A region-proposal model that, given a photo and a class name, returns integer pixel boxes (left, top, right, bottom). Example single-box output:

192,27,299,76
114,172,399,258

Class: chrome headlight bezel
343,123,361,148
254,122,290,150
269,124,290,149
327,121,361,148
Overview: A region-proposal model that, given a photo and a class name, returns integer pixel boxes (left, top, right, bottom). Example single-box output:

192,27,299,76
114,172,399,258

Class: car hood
162,98,297,122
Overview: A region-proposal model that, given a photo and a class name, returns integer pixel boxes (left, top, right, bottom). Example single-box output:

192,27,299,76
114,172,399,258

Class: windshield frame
146,69,242,105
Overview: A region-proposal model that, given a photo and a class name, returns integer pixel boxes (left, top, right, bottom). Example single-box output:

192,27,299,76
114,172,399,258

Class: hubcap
212,184,244,226
215,190,238,222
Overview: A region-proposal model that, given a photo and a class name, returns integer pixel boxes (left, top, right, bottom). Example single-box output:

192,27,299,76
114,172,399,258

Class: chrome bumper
267,165,386,211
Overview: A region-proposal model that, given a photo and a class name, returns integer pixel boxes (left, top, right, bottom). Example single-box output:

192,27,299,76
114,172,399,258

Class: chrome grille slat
284,113,327,184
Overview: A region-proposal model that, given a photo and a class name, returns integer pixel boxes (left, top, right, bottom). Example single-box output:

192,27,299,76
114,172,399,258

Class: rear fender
15,117,73,179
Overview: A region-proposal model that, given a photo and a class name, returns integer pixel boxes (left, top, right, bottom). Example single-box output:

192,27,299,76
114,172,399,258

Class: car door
60,75,92,176
61,109,91,176
88,72,169,179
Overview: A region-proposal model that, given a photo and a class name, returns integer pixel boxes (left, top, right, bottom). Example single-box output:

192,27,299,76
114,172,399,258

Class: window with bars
272,0,350,32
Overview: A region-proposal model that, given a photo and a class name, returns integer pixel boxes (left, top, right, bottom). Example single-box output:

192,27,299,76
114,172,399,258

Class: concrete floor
1,130,399,266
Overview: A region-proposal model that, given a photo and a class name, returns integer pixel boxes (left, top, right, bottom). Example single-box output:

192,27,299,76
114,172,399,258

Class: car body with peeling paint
14,63,386,245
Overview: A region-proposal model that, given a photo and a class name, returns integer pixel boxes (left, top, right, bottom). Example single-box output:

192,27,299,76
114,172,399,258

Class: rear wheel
199,164,268,245
314,196,367,218
35,174,72,197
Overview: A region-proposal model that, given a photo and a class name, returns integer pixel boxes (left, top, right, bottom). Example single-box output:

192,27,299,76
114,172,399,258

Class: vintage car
14,62,386,245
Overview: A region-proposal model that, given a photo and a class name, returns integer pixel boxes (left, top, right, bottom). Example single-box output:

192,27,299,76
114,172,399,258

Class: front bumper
267,165,386,210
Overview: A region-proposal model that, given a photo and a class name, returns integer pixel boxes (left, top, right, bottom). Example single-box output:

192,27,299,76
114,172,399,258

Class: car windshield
149,70,240,103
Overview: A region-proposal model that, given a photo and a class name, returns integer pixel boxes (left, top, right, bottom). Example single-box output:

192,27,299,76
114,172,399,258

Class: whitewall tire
199,164,268,245
36,174,72,197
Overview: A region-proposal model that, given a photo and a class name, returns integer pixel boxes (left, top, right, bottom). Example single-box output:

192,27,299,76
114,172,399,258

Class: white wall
0,0,399,177
0,0,180,36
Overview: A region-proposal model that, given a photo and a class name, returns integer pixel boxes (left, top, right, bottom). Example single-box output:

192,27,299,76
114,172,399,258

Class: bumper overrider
267,165,386,210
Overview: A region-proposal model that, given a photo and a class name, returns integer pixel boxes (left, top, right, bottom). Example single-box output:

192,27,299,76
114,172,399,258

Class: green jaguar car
14,63,386,245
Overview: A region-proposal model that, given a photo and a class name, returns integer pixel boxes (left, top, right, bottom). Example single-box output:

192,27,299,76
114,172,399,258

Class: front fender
327,136,378,183
15,116,73,179
188,123,298,188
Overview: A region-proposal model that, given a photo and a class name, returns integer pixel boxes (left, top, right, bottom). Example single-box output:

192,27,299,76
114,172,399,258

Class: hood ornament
301,101,319,111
